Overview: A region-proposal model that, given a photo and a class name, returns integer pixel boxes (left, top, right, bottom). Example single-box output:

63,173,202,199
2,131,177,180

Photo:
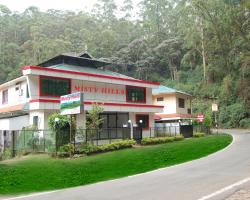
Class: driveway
2,129,250,200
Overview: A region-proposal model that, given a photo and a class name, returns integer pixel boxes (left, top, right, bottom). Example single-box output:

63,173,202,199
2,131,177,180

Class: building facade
0,54,163,150
152,85,193,123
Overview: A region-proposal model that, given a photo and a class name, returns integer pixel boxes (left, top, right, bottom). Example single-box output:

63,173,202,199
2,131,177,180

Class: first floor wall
0,110,155,138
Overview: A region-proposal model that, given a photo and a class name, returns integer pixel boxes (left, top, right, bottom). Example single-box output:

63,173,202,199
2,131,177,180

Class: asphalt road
2,129,250,200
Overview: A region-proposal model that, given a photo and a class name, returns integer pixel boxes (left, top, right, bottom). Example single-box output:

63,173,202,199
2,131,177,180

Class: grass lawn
0,134,232,195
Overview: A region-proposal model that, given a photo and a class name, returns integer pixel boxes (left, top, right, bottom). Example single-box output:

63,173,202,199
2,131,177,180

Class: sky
0,0,141,14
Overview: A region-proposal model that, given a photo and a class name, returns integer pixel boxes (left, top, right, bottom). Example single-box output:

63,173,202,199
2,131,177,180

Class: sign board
60,92,84,115
212,103,218,112
197,114,205,123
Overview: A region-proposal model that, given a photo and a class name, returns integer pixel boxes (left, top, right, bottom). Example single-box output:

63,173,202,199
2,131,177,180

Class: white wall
0,115,29,130
153,94,177,114
153,93,192,115
0,80,29,109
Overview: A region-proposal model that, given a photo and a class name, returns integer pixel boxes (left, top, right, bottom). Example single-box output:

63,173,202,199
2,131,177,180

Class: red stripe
29,99,164,108
22,66,160,86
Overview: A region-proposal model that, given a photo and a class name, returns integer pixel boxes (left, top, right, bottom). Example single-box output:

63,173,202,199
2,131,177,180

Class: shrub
80,140,135,155
193,132,205,138
3,148,12,160
174,135,185,141
58,144,75,158
239,118,250,128
141,136,184,145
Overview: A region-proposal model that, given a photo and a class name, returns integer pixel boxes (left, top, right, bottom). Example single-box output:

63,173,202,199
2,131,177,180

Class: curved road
3,129,250,200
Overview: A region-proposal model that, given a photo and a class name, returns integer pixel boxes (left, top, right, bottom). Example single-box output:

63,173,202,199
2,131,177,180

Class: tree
86,104,104,144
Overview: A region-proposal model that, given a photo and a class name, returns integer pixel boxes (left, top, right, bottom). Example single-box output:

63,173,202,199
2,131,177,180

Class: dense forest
0,0,249,128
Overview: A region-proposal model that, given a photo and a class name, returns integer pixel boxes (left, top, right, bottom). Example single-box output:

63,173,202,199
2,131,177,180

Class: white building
0,53,163,150
153,85,193,123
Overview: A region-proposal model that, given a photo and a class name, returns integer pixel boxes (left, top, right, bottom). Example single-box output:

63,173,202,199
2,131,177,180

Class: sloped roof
47,64,135,79
153,85,192,96
38,54,110,68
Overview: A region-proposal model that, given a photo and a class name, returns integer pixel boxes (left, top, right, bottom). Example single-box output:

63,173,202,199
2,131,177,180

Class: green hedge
80,139,136,155
141,135,184,145
193,132,205,138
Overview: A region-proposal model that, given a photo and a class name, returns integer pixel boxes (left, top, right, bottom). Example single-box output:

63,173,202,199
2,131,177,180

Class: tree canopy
0,0,249,128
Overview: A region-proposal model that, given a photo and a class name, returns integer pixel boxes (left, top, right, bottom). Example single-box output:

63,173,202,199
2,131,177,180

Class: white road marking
2,190,60,200
197,177,250,200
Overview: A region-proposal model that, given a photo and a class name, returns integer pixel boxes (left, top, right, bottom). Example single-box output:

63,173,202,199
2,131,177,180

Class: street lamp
128,120,133,139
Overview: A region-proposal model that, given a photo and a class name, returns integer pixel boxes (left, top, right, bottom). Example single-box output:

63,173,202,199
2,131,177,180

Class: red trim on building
126,85,146,103
22,65,160,86
39,75,72,97
136,114,150,130
29,99,164,108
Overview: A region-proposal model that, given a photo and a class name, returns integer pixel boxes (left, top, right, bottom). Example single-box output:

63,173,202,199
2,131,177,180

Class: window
157,97,164,102
126,86,146,103
178,98,185,108
26,85,30,98
136,114,149,129
188,108,191,114
2,90,8,104
33,116,38,127
40,76,71,97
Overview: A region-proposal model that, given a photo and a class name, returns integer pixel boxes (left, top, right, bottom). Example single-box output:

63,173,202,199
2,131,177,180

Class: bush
3,148,12,160
193,132,205,138
58,144,75,158
80,140,136,155
141,135,184,145
239,118,250,128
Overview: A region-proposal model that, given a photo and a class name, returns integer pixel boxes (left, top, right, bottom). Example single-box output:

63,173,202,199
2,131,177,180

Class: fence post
44,131,46,152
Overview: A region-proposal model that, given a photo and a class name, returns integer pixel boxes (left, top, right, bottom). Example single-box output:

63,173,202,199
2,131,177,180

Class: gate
133,128,142,143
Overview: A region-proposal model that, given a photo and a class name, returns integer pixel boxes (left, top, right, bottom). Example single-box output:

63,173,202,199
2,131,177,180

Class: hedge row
193,132,206,138
80,139,136,155
141,135,184,145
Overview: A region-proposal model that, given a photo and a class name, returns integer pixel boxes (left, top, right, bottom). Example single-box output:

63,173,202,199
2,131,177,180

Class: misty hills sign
74,84,125,95
60,92,84,115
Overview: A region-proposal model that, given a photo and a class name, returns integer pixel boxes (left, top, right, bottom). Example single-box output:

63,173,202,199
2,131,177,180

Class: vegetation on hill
0,0,249,128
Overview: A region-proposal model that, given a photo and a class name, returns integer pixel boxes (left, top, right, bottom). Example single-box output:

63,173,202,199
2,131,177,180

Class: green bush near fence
57,140,136,157
141,135,184,145
193,132,206,138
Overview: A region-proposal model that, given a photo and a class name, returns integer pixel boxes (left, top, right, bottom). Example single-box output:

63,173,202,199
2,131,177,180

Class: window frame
39,75,71,97
156,97,164,102
126,85,146,103
2,89,8,105
178,98,185,108
136,114,149,130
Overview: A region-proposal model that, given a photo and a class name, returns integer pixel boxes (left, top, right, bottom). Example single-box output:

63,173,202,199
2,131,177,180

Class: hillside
0,0,249,128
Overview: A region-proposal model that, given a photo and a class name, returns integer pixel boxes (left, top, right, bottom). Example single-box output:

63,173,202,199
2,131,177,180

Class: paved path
2,129,250,200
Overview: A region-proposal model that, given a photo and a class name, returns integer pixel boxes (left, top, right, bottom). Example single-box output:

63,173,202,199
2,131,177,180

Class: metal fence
0,125,210,158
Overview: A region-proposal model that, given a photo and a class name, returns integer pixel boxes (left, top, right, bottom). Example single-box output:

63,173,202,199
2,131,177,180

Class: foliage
0,1,249,128
239,118,250,128
218,102,247,128
2,148,12,160
58,144,75,158
193,132,205,138
48,113,70,150
204,115,212,127
80,139,135,155
86,104,104,144
0,135,232,194
141,136,184,145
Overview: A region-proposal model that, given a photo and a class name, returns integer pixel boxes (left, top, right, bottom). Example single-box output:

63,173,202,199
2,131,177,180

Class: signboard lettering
197,114,205,123
74,85,125,95
60,92,84,115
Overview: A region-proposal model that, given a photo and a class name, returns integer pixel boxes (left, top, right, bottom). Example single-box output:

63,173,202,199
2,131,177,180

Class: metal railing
0,125,211,159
